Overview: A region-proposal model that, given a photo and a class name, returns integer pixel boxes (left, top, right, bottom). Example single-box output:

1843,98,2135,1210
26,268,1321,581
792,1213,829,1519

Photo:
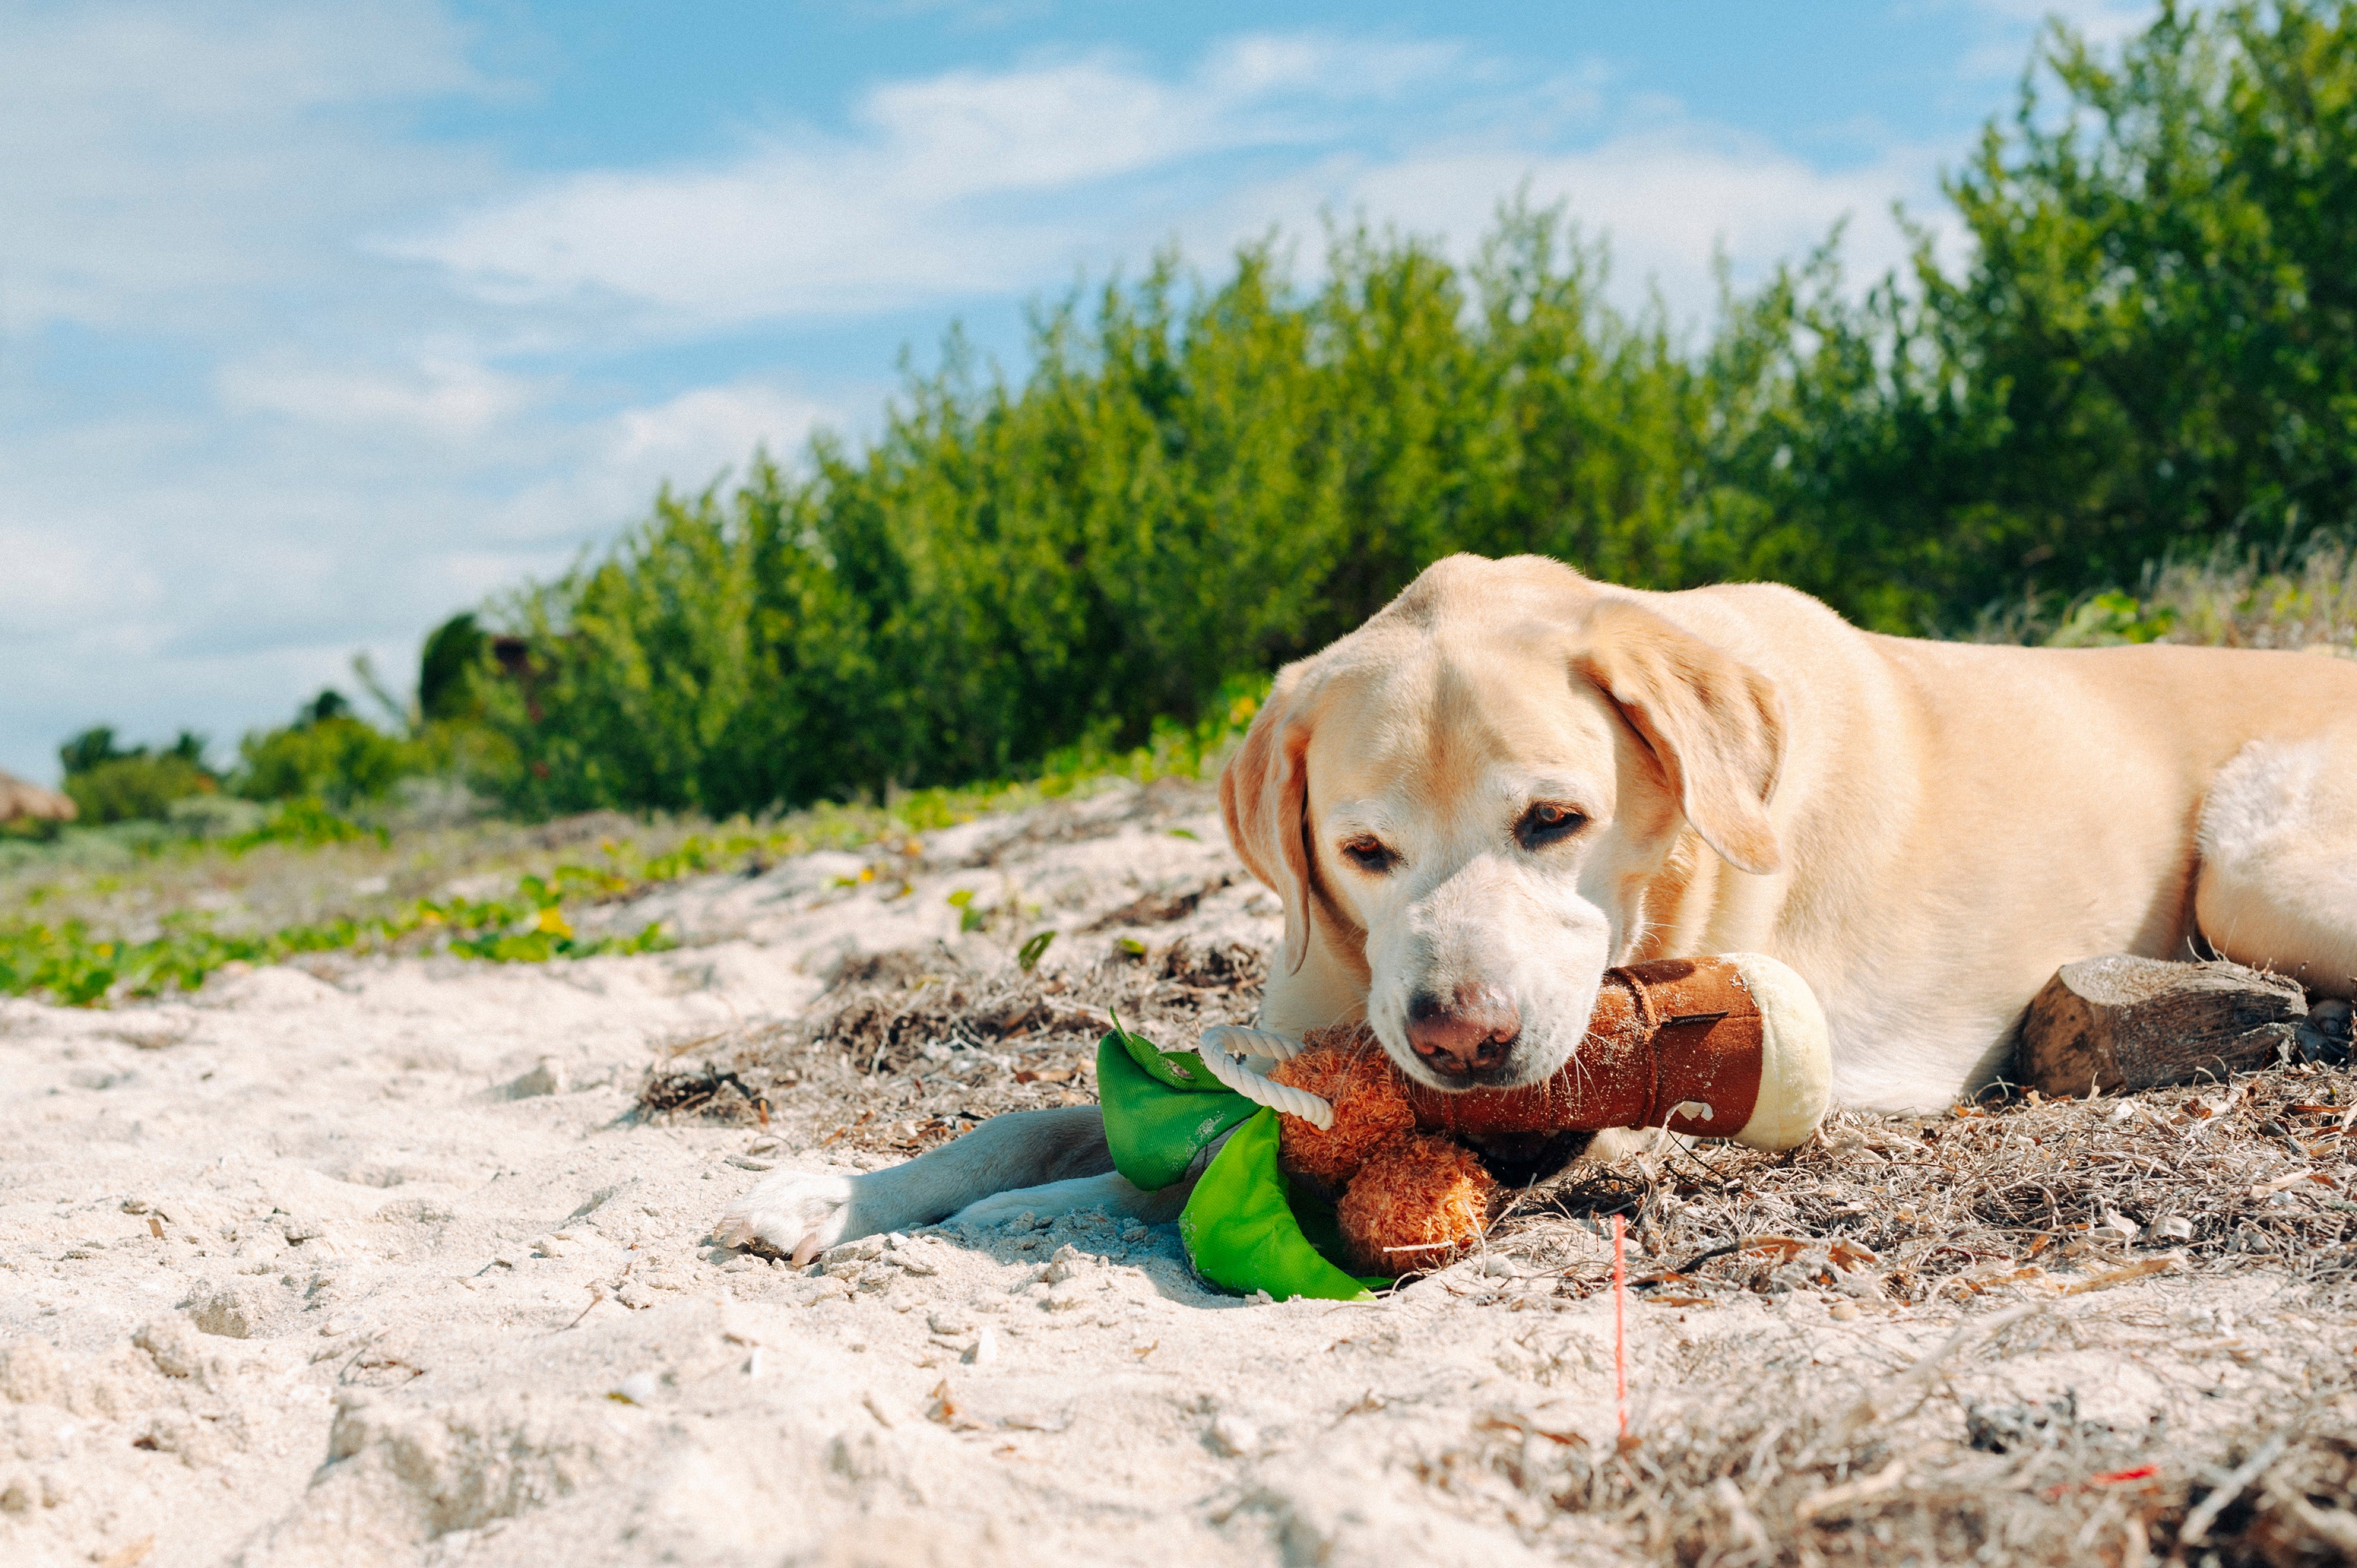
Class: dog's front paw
715,1169,864,1266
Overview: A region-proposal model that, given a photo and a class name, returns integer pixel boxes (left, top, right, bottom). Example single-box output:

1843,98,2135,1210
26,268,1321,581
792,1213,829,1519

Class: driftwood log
2014,955,2306,1098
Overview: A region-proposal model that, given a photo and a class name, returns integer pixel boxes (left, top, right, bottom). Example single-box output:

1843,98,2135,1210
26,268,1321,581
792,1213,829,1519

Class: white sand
0,785,2322,1566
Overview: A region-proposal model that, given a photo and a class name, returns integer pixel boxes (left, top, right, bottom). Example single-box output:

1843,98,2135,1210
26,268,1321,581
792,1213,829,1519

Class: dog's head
1220,554,1786,1090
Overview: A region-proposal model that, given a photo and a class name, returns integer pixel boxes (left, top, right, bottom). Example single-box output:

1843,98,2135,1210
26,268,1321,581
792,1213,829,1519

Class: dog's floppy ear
1220,668,1316,973
1575,599,1787,876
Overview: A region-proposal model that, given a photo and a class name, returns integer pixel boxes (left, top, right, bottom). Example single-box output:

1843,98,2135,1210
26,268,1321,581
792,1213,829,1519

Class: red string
1612,1212,1628,1442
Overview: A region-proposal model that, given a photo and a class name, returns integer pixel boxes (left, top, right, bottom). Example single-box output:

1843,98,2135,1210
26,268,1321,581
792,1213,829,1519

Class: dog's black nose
1405,984,1521,1075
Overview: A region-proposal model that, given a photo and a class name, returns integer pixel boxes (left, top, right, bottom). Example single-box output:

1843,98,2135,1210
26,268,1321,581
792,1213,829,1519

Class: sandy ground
1,783,2344,1567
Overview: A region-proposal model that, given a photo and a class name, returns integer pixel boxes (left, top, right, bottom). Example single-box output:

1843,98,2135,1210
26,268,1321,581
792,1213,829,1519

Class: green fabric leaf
1114,1017,1220,1091
1097,1029,1255,1191
1179,1109,1382,1302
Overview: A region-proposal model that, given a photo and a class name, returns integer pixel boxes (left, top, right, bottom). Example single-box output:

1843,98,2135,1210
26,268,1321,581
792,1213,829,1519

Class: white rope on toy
1199,1023,1308,1062
1196,1026,1333,1129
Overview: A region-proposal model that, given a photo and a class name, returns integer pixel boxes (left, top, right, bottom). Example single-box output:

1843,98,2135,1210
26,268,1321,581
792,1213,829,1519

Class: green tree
1719,0,2357,629
419,613,490,724
56,727,220,824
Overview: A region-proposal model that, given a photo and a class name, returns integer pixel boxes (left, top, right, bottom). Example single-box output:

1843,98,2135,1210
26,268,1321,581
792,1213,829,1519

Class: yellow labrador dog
721,552,2357,1262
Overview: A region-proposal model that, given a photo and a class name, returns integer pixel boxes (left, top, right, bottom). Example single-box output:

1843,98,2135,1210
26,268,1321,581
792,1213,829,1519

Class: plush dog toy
1218,954,1833,1274
1123,953,1830,1289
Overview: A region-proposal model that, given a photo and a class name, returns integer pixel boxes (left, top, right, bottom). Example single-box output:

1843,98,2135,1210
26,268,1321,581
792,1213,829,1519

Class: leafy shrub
445,2,2357,821
221,798,386,852
418,613,489,724
57,727,220,824
483,213,1703,817
1979,540,2357,651
63,755,217,825
1719,0,2357,630
232,712,415,806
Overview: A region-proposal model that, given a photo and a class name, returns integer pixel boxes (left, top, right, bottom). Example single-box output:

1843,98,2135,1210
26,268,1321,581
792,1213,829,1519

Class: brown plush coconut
1335,1134,1498,1274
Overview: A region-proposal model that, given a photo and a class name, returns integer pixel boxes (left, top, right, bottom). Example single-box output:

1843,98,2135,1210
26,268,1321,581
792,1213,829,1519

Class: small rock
133,1317,203,1379
503,1058,567,1099
610,1372,659,1406
185,1280,272,1339
820,1237,885,1268
928,1310,973,1336
1208,1413,1259,1456
964,1327,999,1367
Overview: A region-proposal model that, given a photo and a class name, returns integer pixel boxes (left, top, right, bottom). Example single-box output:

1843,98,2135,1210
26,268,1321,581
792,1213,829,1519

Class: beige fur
1226,553,2357,1112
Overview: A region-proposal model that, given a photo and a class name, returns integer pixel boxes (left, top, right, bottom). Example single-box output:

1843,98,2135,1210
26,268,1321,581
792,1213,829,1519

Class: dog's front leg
715,1105,1117,1264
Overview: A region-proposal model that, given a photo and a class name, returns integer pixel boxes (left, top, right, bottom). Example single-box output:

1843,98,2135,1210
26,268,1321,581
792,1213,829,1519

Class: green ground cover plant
0,680,1260,1007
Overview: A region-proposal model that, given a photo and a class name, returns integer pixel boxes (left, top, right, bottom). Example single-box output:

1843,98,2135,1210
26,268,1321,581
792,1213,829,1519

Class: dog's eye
1339,837,1398,874
1515,802,1588,850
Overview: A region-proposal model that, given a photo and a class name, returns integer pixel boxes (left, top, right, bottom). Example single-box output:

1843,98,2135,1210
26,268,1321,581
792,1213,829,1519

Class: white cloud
217,353,541,437
0,372,844,777
1218,128,1957,326
0,525,160,641
1963,0,2157,42
1944,0,2164,76
393,35,1463,330
488,380,848,552
0,0,493,337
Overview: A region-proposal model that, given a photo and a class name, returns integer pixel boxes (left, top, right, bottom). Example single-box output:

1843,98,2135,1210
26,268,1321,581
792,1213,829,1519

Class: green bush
483,213,1704,817
57,727,220,824
231,711,415,806
222,798,386,852
63,755,217,825
471,0,2357,820
418,613,489,724
1715,0,2357,628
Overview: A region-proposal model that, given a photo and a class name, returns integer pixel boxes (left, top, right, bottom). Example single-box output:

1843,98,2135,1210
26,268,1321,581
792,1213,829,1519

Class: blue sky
0,0,2157,783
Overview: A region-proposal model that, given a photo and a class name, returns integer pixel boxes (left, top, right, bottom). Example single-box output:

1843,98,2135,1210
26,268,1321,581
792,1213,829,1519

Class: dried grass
1486,1061,2357,1306
2144,545,2357,653
1446,1309,2357,1566
634,934,1266,1152
1465,1057,2357,1563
